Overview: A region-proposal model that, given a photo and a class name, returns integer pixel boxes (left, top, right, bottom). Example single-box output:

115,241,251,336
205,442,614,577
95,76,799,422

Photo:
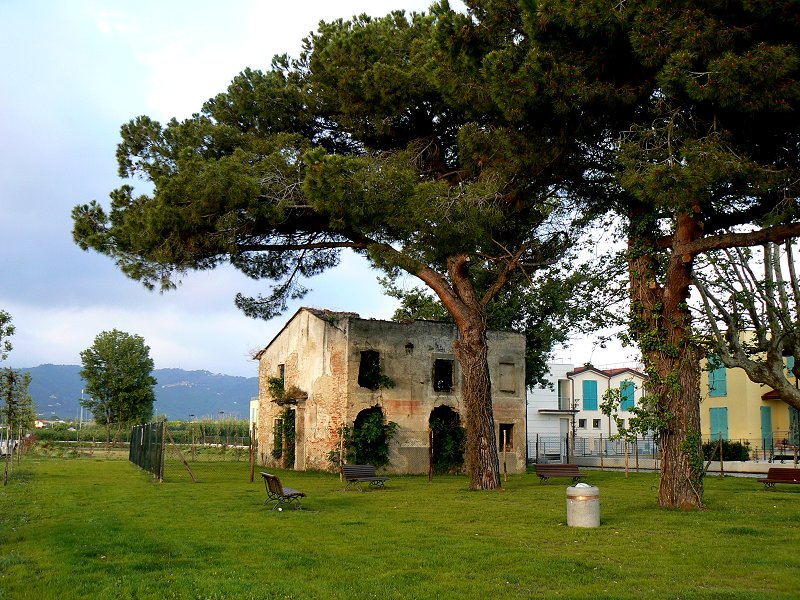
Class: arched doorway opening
429,405,465,474
345,406,397,468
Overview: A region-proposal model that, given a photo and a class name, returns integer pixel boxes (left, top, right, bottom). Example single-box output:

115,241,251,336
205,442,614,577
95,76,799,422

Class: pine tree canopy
72,8,604,323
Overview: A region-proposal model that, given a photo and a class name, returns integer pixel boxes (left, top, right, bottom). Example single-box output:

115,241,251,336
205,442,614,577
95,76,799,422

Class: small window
592,419,601,429
278,364,285,382
499,423,514,451
433,359,454,393
358,350,382,390
498,363,516,393
578,419,587,428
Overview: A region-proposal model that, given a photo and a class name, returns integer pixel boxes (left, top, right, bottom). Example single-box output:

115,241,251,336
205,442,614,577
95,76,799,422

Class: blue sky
0,1,631,377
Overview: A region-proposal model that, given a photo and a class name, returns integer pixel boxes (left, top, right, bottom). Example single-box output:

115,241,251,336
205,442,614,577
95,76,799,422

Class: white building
527,362,647,461
526,363,575,437
568,366,648,438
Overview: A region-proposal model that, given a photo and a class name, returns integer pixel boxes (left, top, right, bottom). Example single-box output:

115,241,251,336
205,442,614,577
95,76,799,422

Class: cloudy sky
0,1,632,377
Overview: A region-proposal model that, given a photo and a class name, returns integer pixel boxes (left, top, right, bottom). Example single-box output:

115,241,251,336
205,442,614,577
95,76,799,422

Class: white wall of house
248,398,259,435
527,363,574,440
570,368,647,439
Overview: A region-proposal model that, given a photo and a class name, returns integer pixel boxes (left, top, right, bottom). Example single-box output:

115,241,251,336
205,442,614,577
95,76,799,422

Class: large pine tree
72,11,594,490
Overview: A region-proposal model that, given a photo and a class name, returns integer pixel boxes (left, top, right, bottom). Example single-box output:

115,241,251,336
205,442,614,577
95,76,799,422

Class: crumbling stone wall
256,309,527,474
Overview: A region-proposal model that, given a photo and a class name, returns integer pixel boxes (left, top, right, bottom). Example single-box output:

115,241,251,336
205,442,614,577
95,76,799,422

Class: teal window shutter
620,380,635,411
583,379,598,411
787,355,795,374
760,406,773,449
708,359,727,397
709,407,729,441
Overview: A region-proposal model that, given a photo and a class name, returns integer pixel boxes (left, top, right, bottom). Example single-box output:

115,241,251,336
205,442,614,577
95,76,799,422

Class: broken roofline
253,306,521,360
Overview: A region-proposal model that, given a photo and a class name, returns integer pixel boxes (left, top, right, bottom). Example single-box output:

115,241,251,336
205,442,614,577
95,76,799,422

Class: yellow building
700,356,799,454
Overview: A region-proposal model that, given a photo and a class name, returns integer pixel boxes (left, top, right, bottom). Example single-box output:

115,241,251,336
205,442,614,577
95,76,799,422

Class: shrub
271,407,296,468
430,408,465,474
702,439,750,461
343,407,397,468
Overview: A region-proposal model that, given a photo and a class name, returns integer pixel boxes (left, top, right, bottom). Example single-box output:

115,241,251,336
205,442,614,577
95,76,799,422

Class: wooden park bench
534,463,584,484
757,467,800,489
260,472,306,510
341,464,390,491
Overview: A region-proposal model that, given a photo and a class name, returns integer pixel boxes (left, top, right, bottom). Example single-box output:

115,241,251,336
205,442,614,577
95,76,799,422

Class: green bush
343,407,397,468
430,408,465,474
271,407,296,468
702,439,750,461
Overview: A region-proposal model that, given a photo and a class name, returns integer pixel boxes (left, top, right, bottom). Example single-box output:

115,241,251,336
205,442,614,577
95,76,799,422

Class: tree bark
628,211,704,509
416,255,501,490
453,316,501,490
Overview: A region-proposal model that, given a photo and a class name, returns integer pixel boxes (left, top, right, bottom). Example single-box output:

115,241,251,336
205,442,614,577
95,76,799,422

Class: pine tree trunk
453,314,501,490
650,337,703,508
417,256,501,490
628,212,704,509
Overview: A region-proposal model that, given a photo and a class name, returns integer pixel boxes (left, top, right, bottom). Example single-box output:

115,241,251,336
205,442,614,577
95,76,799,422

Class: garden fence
528,432,799,465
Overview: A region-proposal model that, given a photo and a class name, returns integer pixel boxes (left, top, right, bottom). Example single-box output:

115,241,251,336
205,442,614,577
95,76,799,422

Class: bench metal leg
270,496,303,510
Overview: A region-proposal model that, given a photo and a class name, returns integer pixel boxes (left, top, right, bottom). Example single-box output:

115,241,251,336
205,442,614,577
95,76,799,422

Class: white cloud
1,0,477,378
2,251,397,376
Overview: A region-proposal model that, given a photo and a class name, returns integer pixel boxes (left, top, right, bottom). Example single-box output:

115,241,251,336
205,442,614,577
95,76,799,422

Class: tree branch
237,241,368,252
662,223,800,256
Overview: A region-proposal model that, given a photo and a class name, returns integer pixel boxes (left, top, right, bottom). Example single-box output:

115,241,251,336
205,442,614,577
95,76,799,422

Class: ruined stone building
254,308,527,474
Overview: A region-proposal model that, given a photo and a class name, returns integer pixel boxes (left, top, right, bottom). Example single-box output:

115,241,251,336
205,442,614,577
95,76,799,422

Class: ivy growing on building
339,407,397,469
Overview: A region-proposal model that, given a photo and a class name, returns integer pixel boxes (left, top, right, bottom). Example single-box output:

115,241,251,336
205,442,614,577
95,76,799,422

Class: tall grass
1,459,798,599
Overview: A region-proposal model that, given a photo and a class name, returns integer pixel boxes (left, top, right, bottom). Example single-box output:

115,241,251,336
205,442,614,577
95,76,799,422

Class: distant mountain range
21,364,259,421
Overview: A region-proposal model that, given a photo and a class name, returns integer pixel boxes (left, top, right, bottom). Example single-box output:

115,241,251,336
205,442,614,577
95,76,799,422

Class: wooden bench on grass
342,464,389,491
757,467,800,489
260,472,305,510
534,463,584,484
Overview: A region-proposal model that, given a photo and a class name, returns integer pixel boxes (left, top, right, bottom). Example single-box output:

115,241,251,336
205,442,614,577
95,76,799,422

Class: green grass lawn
1,458,798,599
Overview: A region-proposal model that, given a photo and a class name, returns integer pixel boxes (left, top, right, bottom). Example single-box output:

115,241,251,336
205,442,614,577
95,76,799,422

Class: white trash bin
566,483,600,528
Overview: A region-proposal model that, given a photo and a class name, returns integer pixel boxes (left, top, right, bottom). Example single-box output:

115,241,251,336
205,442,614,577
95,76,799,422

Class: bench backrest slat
535,464,580,473
343,464,377,478
767,468,800,480
261,472,284,495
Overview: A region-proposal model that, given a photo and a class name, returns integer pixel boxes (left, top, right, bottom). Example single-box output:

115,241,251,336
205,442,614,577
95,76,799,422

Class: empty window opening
278,364,285,382
499,423,514,451
433,359,454,393
592,419,601,429
358,350,382,390
578,419,587,428
498,363,516,393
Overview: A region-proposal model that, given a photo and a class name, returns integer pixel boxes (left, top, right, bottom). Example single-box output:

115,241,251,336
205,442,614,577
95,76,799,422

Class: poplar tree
79,330,156,443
